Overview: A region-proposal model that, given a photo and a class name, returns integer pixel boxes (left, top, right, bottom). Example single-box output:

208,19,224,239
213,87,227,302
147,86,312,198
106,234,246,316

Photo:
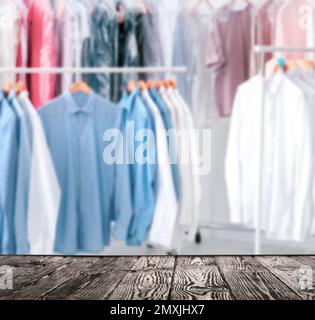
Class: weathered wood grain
109,269,173,300
175,257,216,268
2,257,99,300
42,257,137,300
1,256,314,300
170,265,233,300
258,256,315,300
131,256,176,271
0,257,73,299
293,256,315,268
215,257,302,300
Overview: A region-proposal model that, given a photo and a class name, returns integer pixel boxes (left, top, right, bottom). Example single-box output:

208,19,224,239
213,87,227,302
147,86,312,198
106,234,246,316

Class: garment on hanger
15,0,28,83
161,86,201,241
250,0,273,75
142,88,179,248
0,0,20,88
26,0,58,108
55,0,90,93
6,90,32,254
115,7,141,101
135,0,165,81
206,3,252,117
226,71,314,242
16,91,60,254
119,88,157,246
0,85,60,255
0,91,19,254
39,91,133,254
173,7,215,127
274,0,310,59
149,86,181,200
82,3,118,100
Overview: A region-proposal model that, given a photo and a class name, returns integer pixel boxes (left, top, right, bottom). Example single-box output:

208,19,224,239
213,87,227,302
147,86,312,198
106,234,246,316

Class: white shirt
226,73,314,242
0,0,19,87
172,88,202,241
18,92,61,254
160,87,201,241
142,90,178,248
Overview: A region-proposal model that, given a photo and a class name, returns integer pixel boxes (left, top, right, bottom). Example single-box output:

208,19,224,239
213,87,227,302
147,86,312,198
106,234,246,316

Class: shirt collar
266,72,285,97
121,88,140,111
64,90,96,115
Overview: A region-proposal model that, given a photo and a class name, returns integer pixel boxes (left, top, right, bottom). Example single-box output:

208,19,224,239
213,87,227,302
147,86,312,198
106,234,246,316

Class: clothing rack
0,65,188,256
198,46,315,255
254,45,315,254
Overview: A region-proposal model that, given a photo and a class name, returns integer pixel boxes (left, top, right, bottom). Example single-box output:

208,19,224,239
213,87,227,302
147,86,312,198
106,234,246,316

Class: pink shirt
275,0,309,59
26,0,58,108
206,4,252,117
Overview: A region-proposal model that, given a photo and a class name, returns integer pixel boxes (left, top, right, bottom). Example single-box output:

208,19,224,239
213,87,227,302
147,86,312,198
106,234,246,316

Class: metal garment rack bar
0,66,187,74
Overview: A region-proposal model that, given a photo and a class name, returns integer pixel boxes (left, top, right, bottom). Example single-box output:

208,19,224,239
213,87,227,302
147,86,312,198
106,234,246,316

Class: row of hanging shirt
226,58,315,243
3,1,315,122
205,0,315,120
0,0,252,129
0,0,198,107
0,78,200,255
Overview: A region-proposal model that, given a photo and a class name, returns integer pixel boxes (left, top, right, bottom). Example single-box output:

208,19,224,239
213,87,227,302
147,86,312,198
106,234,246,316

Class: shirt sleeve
112,108,133,241
292,94,314,240
225,88,243,224
14,111,32,254
127,109,157,246
206,17,225,70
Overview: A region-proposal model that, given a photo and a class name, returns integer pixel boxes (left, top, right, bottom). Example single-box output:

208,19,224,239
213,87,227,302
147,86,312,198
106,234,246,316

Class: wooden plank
80,257,175,300
131,256,176,271
2,257,100,300
293,256,315,268
0,257,73,299
43,257,138,300
258,256,315,300
215,256,268,272
215,256,302,300
170,264,232,300
175,257,216,268
108,269,173,300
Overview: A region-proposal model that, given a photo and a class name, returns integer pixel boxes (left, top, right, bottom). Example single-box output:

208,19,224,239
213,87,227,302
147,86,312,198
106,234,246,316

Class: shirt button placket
78,113,86,240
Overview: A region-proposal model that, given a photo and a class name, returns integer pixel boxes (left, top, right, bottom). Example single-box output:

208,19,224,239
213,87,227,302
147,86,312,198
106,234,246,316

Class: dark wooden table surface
0,256,314,300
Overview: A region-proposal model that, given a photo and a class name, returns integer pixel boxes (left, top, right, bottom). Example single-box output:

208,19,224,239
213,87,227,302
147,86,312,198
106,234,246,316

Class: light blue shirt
39,91,133,254
0,91,19,254
7,92,32,255
119,89,157,246
150,88,181,200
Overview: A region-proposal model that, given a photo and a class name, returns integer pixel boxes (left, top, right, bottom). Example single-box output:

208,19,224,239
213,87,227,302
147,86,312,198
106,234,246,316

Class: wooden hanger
147,79,157,89
4,81,14,96
168,79,177,89
16,81,27,95
156,80,165,90
127,80,136,93
138,80,148,92
163,80,171,88
70,80,91,95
